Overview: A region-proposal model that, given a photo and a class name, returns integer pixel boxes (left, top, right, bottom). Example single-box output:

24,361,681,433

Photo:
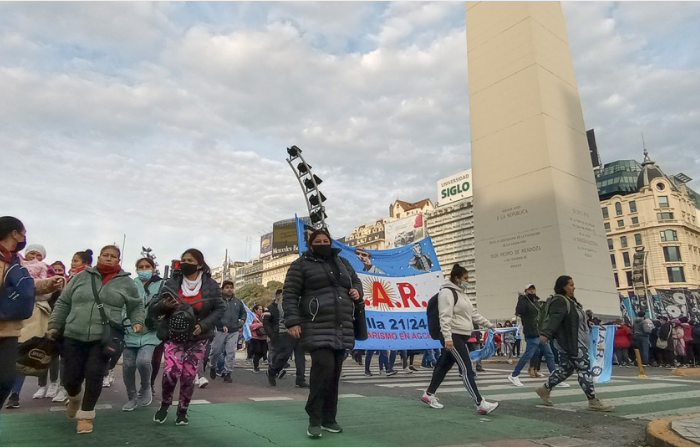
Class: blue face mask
137,270,153,281
460,281,468,289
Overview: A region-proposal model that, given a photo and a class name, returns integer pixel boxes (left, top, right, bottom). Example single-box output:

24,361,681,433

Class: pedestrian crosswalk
339,363,700,421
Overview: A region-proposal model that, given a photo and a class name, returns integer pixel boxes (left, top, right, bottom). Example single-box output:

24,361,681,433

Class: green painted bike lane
1,396,568,447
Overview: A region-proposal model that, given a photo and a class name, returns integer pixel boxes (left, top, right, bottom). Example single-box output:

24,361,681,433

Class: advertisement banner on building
294,217,444,349
437,168,472,205
273,218,302,256
260,232,273,258
384,214,425,249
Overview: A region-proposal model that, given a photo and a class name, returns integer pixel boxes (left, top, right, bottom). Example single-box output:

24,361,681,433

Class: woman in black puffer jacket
148,248,224,426
283,228,363,439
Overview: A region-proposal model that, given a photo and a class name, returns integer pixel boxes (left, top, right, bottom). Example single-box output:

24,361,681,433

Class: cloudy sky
2,2,699,272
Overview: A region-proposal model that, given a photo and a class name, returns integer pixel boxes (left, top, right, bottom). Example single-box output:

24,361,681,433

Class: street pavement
2,354,699,446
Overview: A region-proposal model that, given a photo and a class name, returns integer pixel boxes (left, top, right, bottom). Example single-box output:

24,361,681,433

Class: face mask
312,244,333,257
527,293,536,299
137,270,153,281
15,239,26,253
180,262,198,276
460,281,468,289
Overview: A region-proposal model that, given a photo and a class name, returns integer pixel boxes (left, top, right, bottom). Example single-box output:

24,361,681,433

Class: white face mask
460,281,468,289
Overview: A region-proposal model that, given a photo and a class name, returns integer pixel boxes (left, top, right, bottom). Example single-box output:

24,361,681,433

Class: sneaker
295,381,309,388
476,365,485,372
210,367,217,380
307,425,322,438
507,375,524,387
52,387,68,403
223,373,233,383
5,393,19,409
364,372,373,377
278,369,286,379
588,397,614,412
420,391,444,409
153,405,168,424
558,382,571,388
139,389,153,407
46,382,59,398
102,376,111,388
409,365,418,372
321,422,343,433
477,399,499,415
122,399,138,412
403,367,413,374
386,370,398,377
507,359,513,365
266,370,277,387
175,413,189,426
536,386,553,406
246,358,253,365
198,376,209,388
253,368,261,374
33,386,47,399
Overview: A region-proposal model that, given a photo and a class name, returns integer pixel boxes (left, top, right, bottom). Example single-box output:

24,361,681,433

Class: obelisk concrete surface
466,2,618,320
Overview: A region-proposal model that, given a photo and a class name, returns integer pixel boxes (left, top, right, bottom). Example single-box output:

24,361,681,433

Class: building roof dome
636,149,676,192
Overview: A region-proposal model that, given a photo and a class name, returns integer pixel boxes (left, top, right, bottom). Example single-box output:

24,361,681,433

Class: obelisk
466,2,619,319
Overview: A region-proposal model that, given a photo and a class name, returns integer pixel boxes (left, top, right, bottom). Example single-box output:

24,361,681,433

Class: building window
667,267,686,283
631,217,639,225
629,201,637,213
658,196,669,207
657,212,674,220
623,252,631,267
610,254,616,269
626,271,633,287
608,238,614,250
602,207,609,219
617,219,624,228
634,233,642,246
604,222,611,231
614,272,619,288
660,230,678,241
663,246,682,262
620,236,628,248
615,202,623,216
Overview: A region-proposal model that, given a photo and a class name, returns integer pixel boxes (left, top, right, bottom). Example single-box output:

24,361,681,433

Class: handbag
91,276,126,363
16,336,59,376
656,326,672,350
353,301,368,341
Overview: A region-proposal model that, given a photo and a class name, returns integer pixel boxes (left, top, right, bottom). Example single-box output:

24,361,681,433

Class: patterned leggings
161,340,206,414
546,346,596,399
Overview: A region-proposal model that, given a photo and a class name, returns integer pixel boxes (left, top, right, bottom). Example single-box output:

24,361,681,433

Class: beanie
308,228,332,245
25,244,46,259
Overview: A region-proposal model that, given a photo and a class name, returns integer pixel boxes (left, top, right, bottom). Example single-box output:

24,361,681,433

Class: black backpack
426,288,459,340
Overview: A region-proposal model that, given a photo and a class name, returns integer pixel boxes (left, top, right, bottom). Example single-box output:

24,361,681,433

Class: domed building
597,150,700,318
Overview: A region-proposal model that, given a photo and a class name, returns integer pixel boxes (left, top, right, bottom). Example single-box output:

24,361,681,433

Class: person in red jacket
613,319,632,366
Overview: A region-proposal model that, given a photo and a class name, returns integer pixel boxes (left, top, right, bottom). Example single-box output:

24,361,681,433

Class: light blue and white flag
589,324,616,384
470,328,517,361
241,303,256,341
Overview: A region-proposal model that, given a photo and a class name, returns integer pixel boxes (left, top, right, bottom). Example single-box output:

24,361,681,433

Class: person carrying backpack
536,275,613,412
421,263,498,415
149,249,224,426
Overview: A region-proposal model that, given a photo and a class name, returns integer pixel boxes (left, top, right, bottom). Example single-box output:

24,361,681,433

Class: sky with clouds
2,1,699,272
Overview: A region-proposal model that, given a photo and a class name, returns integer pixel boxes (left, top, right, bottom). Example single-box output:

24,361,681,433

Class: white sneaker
198,376,209,389
45,382,58,398
420,392,444,409
558,382,571,388
477,399,499,415
507,359,513,365
102,376,111,388
507,375,524,387
33,387,47,399
52,387,68,403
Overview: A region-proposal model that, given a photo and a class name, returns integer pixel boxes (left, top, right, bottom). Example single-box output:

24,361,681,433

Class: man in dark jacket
507,284,561,387
263,290,282,364
208,280,246,383
267,289,308,388
631,311,651,366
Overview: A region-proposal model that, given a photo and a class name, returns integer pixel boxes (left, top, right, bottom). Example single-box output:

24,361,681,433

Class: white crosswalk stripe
547,389,700,412
623,406,700,420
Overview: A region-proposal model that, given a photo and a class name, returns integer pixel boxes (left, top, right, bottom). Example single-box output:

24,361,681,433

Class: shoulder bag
91,275,126,365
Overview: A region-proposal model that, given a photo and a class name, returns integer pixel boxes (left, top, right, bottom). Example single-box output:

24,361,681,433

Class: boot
65,390,83,419
588,397,614,412
75,409,95,434
536,386,553,406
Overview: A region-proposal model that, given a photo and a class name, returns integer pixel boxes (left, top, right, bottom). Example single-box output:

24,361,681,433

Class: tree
236,284,267,306
266,281,283,292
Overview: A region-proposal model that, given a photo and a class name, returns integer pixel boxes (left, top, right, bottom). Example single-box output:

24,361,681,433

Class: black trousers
306,348,344,426
269,333,306,383
62,338,110,412
427,333,482,405
250,339,268,369
0,337,18,410
151,342,165,387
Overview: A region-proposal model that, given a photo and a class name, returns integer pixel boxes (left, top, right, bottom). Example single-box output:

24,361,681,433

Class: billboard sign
260,232,273,258
437,169,472,205
384,214,425,249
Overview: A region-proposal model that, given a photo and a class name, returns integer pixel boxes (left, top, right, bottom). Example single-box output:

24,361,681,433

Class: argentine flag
241,303,256,341
589,324,616,384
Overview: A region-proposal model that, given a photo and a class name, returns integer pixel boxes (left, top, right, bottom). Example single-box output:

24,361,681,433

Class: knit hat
307,228,331,245
671,318,681,324
25,244,46,259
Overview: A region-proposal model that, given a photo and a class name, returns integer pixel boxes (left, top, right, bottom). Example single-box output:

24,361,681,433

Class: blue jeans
123,345,156,399
512,336,556,377
365,350,389,373
633,337,649,365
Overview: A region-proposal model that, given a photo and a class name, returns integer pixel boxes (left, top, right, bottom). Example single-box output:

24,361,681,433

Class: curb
646,414,700,447
671,368,700,377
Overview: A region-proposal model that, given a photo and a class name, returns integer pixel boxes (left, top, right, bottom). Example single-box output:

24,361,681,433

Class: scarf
96,263,121,285
180,271,203,297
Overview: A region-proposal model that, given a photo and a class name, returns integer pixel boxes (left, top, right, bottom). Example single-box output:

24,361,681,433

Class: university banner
295,217,444,349
589,325,616,384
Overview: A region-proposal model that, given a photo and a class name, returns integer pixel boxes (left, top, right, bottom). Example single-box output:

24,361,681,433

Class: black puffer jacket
515,293,541,338
282,249,363,352
539,294,584,355
148,273,225,342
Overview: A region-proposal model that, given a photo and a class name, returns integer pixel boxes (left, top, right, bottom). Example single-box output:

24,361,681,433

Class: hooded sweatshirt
438,281,491,341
